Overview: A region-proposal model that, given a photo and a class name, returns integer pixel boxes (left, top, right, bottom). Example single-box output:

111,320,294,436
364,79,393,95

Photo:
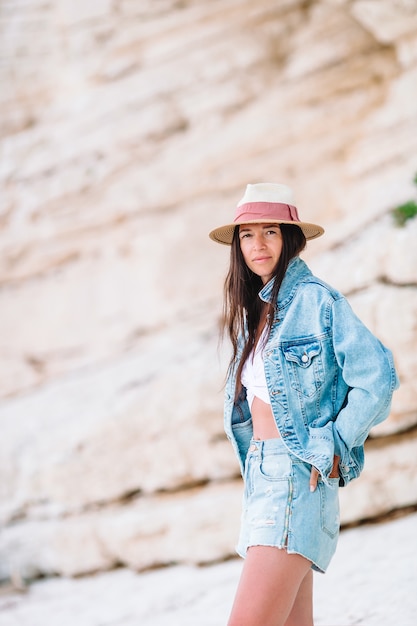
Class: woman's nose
253,235,266,249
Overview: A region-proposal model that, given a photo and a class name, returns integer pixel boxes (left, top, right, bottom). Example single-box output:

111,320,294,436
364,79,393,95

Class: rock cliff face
1,0,417,581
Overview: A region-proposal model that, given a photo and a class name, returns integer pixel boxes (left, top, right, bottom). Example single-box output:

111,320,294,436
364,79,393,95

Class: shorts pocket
319,478,340,538
259,453,292,481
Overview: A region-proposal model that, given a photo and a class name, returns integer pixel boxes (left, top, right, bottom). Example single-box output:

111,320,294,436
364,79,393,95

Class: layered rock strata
1,0,417,580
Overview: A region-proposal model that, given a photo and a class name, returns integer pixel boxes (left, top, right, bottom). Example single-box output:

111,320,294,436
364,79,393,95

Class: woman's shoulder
299,271,345,303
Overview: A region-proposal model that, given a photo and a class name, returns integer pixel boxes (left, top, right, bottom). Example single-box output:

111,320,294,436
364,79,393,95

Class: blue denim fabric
237,438,339,572
224,257,400,487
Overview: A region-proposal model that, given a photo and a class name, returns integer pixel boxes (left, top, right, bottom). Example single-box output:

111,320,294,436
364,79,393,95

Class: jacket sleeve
330,296,399,463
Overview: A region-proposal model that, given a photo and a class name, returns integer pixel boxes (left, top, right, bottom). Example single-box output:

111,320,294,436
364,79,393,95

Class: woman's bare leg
284,568,314,626
227,546,313,626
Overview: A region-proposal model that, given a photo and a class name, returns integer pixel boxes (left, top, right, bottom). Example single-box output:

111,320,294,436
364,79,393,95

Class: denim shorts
236,438,340,573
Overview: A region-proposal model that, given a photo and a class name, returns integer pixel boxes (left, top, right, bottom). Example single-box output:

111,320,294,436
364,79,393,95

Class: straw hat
209,183,324,245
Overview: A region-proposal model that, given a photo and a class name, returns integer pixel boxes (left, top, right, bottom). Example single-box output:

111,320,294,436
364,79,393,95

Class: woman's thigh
227,546,312,626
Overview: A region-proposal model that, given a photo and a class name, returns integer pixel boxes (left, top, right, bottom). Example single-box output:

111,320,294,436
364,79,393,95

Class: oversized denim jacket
224,257,399,487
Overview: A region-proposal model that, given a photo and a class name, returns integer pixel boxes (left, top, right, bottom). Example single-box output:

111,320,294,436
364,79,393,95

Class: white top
241,326,271,409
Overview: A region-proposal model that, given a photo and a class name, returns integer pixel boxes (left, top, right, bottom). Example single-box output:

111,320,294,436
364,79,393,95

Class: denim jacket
224,256,399,487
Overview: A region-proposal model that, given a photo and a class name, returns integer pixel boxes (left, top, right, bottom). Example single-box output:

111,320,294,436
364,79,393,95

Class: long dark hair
222,223,306,391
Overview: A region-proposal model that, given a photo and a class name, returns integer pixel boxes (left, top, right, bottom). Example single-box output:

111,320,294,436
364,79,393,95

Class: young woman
209,183,399,626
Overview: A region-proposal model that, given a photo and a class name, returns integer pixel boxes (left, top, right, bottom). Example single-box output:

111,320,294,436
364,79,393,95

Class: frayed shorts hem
235,543,324,574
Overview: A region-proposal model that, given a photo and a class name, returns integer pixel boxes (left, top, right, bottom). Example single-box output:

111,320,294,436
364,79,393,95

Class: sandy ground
1,512,416,626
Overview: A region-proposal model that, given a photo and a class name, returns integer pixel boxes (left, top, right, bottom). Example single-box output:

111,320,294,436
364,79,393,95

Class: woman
209,183,399,626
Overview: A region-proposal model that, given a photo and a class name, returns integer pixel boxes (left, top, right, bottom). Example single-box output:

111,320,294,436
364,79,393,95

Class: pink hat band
234,201,300,224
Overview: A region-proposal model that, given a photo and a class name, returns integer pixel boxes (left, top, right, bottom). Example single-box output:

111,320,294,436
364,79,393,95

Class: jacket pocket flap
283,341,321,367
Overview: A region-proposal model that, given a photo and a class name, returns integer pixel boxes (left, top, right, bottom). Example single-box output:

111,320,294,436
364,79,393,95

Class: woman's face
239,223,283,284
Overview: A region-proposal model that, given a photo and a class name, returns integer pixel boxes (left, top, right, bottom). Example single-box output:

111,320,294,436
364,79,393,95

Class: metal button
301,354,308,363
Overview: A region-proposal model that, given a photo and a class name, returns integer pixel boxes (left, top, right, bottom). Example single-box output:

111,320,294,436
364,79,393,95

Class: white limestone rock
1,434,417,581
0,0,416,583
339,431,417,524
0,318,233,521
0,481,242,580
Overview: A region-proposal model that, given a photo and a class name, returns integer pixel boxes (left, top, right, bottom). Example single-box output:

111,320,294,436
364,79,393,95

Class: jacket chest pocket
283,341,324,398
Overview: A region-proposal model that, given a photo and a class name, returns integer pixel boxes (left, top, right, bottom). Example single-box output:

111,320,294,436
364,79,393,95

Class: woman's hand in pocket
310,455,340,491
329,455,340,479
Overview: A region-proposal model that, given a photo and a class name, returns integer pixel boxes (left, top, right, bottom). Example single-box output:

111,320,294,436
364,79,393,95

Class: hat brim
209,219,324,245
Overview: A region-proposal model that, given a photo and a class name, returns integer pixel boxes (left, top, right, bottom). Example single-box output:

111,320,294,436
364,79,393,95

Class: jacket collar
259,256,312,310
